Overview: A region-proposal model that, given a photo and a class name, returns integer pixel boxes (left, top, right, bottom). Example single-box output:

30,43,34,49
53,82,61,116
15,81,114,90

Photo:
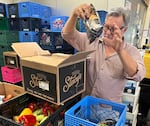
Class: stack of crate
0,1,75,80
7,1,74,54
39,15,74,54
0,2,17,81
7,2,42,42
122,80,141,126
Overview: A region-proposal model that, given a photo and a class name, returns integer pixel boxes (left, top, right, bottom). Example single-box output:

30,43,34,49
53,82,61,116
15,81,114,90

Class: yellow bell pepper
19,108,33,117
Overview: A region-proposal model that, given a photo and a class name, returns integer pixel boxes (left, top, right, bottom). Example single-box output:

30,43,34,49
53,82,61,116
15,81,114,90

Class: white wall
35,0,125,16
34,0,108,16
0,0,10,3
0,0,125,16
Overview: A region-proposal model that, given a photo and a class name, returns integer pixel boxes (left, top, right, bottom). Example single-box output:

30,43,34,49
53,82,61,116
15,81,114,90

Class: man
61,3,145,103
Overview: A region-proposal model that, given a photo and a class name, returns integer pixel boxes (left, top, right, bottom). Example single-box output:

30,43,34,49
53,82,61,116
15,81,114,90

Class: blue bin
97,10,108,25
18,2,40,18
40,5,51,19
50,16,69,32
76,18,86,32
65,96,127,126
19,31,39,42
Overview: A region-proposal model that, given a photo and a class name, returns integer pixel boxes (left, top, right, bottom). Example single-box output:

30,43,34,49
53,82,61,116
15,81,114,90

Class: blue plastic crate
65,96,127,126
19,31,39,42
97,10,108,25
40,5,51,19
50,16,68,32
76,18,86,32
18,2,40,18
41,18,50,32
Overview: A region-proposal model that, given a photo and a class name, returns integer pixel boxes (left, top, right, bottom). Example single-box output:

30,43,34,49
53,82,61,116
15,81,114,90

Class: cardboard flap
59,50,95,65
11,42,51,58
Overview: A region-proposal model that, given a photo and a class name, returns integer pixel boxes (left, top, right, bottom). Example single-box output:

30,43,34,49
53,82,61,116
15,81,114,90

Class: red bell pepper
18,115,36,126
28,102,38,112
42,106,54,116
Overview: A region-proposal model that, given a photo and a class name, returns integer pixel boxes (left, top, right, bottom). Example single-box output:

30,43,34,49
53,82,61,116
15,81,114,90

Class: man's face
103,16,126,39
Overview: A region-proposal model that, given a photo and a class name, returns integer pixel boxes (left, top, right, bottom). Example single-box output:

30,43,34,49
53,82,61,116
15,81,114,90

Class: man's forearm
118,48,138,77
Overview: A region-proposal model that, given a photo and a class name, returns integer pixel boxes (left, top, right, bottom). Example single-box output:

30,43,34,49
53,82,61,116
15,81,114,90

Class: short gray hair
106,7,130,26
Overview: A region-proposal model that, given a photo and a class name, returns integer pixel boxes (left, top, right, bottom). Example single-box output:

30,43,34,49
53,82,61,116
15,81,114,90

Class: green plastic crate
0,31,19,46
0,45,13,57
0,56,4,66
0,17,9,30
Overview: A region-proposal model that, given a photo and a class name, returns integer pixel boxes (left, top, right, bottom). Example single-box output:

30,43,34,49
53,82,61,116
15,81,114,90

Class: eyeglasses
103,24,125,33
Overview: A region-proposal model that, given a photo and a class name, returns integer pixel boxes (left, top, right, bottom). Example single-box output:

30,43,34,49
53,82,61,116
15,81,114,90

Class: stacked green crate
0,17,19,81
0,31,19,46
0,17,9,30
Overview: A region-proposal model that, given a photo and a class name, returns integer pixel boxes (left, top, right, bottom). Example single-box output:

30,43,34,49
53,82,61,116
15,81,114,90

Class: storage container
97,10,108,25
18,2,40,18
125,104,138,126
7,3,19,18
0,17,9,30
122,86,140,113
0,45,13,56
3,51,20,68
11,42,93,105
76,18,86,32
8,18,20,31
1,65,22,83
0,3,7,17
19,31,39,42
65,96,127,126
40,5,51,19
50,16,68,32
123,80,139,95
0,31,19,46
0,92,81,126
0,81,24,104
19,17,41,32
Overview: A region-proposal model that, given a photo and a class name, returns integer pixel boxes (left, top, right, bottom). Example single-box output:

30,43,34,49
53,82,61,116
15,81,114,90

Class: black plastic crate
53,32,74,53
39,32,74,54
139,78,150,118
39,31,56,52
41,18,50,32
0,93,81,126
0,3,7,17
8,3,19,18
139,78,150,103
19,17,41,32
8,18,20,31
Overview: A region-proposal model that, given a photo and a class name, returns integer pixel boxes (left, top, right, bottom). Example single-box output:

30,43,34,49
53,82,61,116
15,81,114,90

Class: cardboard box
0,81,24,104
3,51,20,68
12,42,93,105
0,82,24,97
